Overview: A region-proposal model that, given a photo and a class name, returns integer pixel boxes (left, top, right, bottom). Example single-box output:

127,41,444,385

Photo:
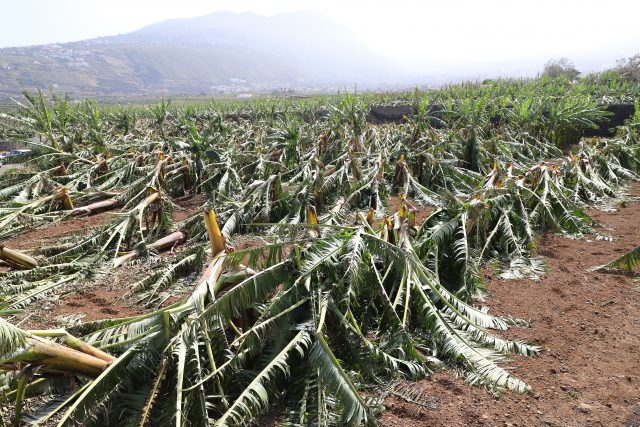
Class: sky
1,0,639,75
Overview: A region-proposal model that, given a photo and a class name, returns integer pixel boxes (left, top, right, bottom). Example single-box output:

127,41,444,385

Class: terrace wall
365,103,636,137
0,140,22,151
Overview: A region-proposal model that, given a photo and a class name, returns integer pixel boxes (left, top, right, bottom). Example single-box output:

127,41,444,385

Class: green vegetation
615,53,640,82
0,72,639,426
541,58,581,80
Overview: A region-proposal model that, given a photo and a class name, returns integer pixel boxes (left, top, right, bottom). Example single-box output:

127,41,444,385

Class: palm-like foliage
596,246,640,272
0,209,539,426
0,77,638,425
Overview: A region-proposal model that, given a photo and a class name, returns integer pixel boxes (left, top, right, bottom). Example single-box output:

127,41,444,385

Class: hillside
0,11,389,100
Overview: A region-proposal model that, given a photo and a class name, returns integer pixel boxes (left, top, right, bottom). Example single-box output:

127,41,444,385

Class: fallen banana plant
67,197,119,217
0,187,74,239
594,245,640,273
0,84,638,425
0,246,38,269
0,206,542,426
0,192,180,314
0,321,114,377
113,230,186,267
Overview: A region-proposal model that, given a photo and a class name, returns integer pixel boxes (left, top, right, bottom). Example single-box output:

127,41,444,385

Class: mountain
0,11,392,100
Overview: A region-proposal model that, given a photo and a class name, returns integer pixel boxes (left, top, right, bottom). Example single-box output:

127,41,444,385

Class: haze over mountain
0,8,637,101
0,11,397,100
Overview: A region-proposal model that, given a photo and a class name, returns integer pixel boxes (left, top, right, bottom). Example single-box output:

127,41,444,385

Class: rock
577,403,592,414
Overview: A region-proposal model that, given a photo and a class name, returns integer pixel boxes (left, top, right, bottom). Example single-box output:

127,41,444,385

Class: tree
542,58,581,80
615,54,640,82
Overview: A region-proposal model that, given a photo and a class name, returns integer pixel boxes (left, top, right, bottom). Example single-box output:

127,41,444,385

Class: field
0,75,639,426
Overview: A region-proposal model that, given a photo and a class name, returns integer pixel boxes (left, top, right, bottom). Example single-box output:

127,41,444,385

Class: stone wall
0,140,22,151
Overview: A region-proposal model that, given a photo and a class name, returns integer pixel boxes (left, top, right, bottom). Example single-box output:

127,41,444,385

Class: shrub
615,54,640,82
542,58,581,80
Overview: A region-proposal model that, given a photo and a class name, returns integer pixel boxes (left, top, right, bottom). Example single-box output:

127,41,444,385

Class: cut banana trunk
0,245,38,269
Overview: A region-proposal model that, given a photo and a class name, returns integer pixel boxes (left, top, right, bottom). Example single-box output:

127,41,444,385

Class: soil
14,258,155,329
387,195,433,226
0,211,114,251
2,195,207,328
173,193,207,222
381,183,640,427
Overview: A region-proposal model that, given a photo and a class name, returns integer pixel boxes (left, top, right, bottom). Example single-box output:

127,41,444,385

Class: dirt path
382,184,640,427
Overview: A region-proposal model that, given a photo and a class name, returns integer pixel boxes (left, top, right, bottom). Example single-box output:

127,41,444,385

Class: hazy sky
1,0,639,74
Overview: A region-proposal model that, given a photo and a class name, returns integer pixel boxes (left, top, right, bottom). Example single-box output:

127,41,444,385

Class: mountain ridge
0,11,393,100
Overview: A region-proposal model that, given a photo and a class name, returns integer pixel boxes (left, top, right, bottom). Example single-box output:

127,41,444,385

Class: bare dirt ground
173,193,207,222
382,183,640,427
1,211,114,251
387,195,433,226
1,194,206,328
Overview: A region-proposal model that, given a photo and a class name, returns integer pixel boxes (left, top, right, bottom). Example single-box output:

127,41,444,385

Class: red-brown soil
2,195,206,328
173,193,207,222
1,212,113,251
387,195,433,227
381,183,640,427
15,260,153,329
0,193,204,254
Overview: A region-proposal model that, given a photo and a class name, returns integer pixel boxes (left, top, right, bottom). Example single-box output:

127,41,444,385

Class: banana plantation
0,75,639,426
